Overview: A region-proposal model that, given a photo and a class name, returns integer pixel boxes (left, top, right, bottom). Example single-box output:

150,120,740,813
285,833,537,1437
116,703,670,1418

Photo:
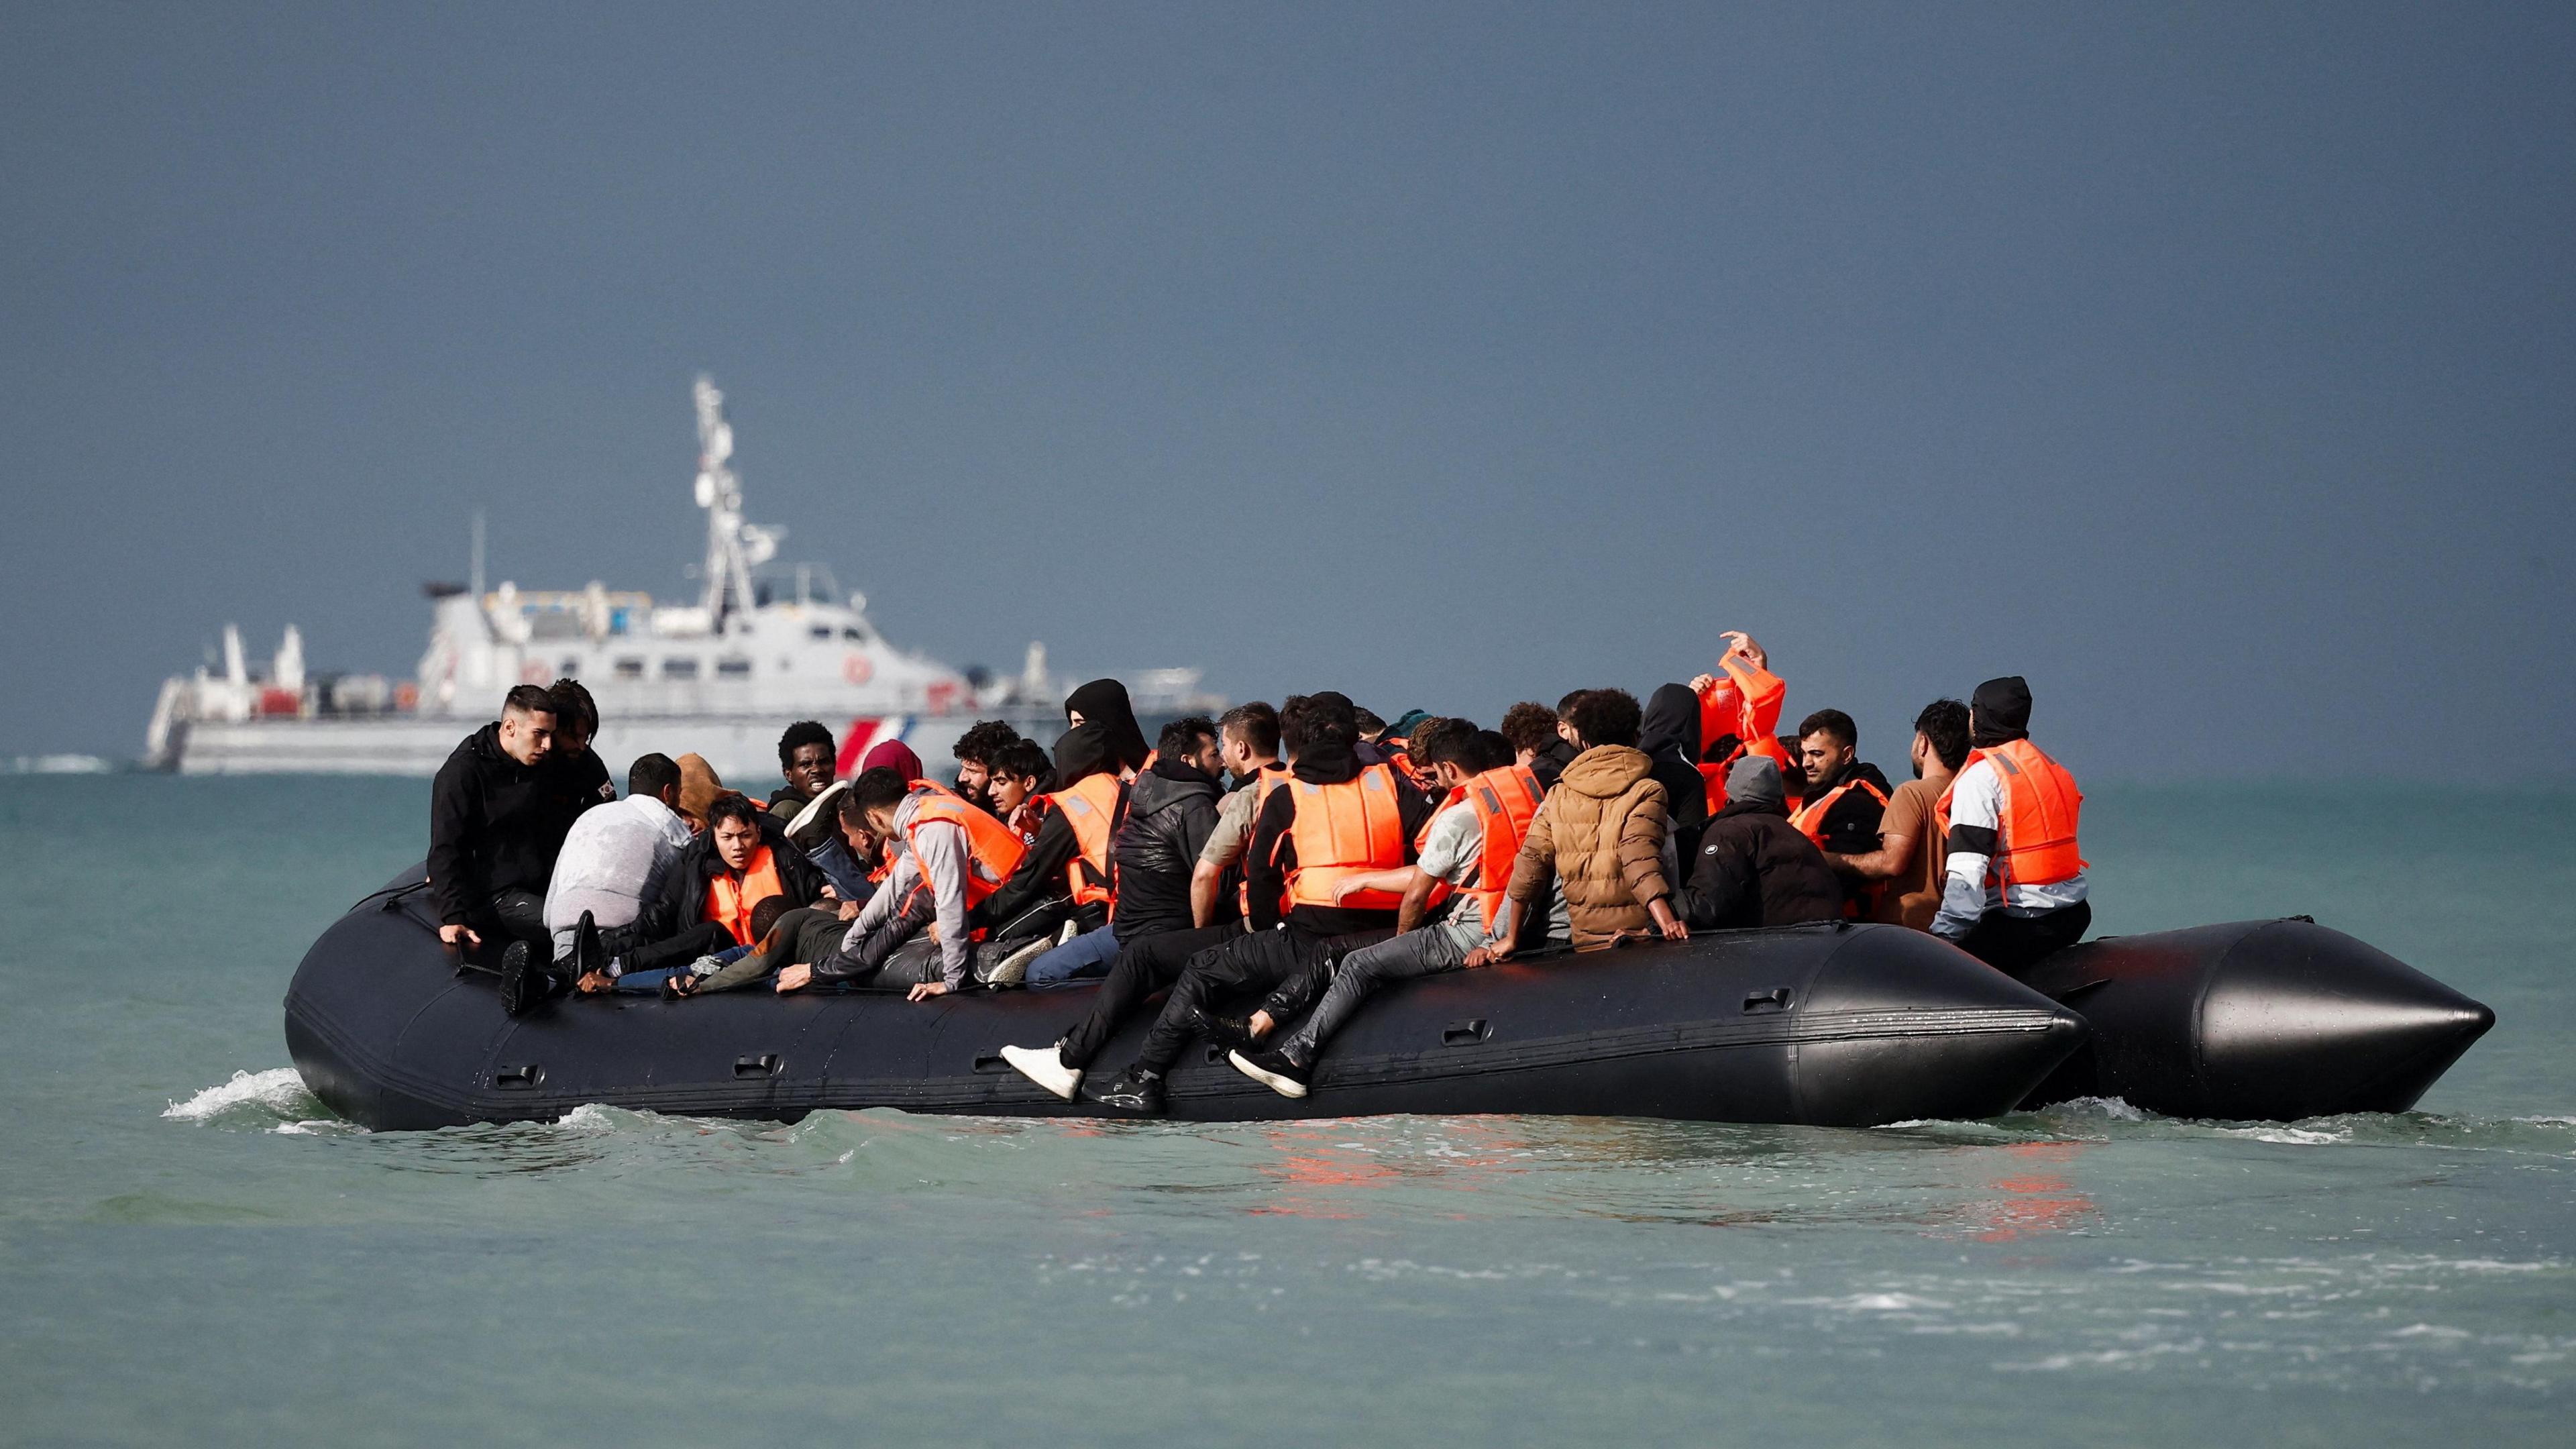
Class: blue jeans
1025,926,1123,985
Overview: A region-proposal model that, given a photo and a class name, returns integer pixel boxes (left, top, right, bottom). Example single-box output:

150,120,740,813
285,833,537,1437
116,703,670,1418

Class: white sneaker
1000,1043,1081,1101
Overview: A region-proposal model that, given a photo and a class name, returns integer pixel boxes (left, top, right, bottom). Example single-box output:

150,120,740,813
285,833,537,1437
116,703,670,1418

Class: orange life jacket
1384,747,1432,794
903,780,1030,909
1280,763,1412,911
702,845,787,947
1046,769,1125,910
1696,656,1788,813
1791,773,1891,920
1790,775,1890,848
1935,740,2085,890
1439,763,1544,933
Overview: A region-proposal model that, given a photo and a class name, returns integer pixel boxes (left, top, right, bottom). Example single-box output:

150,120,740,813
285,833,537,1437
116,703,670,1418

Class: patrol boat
144,377,1217,780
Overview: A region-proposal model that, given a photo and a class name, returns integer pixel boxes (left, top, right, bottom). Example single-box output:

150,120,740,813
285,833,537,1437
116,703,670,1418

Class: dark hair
1555,690,1591,718
834,788,875,832
1159,714,1219,758
627,752,680,800
1796,708,1858,751
547,678,598,737
1280,693,1356,757
704,792,761,834
1352,706,1387,740
991,739,1051,784
952,719,1022,766
1499,702,1560,755
1217,702,1280,759
852,767,911,814
502,684,557,719
749,895,791,942
1412,716,1481,771
1566,688,1642,750
1473,729,1519,773
778,720,835,768
1914,698,1972,771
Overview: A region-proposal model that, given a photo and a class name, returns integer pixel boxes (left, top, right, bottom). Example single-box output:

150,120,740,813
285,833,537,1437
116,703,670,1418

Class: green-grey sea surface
2,775,2569,1447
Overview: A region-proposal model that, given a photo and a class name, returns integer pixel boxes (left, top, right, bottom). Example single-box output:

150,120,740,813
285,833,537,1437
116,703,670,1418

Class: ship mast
691,375,779,634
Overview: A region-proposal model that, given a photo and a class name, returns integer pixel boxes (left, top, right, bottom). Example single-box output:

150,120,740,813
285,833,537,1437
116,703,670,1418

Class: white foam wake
165,1068,320,1123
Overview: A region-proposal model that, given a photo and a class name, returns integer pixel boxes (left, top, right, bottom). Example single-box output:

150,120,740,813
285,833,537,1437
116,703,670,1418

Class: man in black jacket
428,686,594,1006
1676,755,1842,930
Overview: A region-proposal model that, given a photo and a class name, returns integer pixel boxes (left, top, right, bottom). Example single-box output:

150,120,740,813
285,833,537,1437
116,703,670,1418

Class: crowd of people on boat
423,634,2090,1114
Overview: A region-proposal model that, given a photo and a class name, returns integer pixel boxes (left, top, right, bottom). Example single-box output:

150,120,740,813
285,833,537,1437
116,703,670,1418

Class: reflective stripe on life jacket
1045,770,1125,910
904,780,1030,909
1935,741,2085,890
1448,763,1544,932
703,845,787,947
1281,763,1411,911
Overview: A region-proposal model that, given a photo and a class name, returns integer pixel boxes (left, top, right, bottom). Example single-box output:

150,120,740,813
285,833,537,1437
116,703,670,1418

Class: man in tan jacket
1499,688,1690,953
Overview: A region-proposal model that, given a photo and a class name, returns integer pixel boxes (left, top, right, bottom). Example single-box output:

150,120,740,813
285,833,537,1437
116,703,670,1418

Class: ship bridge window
559,659,580,677
841,626,873,643
716,657,753,678
662,657,700,680
614,658,645,679
809,626,833,641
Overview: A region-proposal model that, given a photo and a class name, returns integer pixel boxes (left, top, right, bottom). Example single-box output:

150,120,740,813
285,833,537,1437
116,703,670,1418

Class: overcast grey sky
4,3,2569,777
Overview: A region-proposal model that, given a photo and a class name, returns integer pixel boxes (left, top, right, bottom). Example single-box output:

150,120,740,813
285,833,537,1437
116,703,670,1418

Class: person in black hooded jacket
1640,682,1715,863
1064,677,1151,777
1676,755,1842,930
969,724,1120,945
427,686,592,978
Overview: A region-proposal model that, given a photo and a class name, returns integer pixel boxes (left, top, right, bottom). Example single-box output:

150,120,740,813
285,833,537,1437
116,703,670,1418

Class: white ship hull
169,711,1075,784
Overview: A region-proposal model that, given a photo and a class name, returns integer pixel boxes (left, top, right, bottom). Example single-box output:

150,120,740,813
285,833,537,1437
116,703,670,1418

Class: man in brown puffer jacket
1501,689,1690,952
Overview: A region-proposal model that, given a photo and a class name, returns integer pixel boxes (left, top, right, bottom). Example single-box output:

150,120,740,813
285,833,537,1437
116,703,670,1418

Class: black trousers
462,889,551,966
1960,900,2092,979
1132,928,1381,1075
1059,922,1243,1069
626,920,738,975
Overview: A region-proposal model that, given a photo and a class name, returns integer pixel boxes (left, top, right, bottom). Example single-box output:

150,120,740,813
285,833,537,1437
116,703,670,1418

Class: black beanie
1970,676,2033,747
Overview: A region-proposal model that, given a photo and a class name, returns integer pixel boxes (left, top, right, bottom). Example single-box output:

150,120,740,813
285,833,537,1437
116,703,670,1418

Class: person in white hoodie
546,753,698,994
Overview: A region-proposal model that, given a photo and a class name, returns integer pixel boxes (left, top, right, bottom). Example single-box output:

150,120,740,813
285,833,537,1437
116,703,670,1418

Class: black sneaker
1229,1044,1314,1099
1088,1068,1165,1116
498,939,538,1018
1198,1012,1258,1053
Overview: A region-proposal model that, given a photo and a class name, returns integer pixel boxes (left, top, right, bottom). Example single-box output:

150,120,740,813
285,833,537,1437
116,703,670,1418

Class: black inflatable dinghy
288,869,2090,1131
283,870,2491,1132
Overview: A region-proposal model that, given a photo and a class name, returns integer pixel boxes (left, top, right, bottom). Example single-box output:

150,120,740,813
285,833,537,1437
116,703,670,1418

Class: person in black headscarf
1064,678,1151,775
1640,683,1714,863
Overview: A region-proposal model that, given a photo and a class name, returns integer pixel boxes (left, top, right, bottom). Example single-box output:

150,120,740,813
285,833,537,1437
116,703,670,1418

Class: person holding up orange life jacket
1786,708,1894,919
1230,720,1570,1099
1690,631,1789,814
1931,676,2090,977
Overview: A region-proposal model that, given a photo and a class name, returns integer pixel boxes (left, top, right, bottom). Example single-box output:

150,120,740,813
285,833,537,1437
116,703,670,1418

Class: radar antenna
692,374,781,633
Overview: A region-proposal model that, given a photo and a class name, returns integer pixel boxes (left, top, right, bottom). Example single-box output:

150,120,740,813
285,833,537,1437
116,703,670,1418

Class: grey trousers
1283,924,1479,1057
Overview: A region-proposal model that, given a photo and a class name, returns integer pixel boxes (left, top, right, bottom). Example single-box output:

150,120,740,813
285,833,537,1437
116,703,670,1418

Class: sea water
2,775,2569,1446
